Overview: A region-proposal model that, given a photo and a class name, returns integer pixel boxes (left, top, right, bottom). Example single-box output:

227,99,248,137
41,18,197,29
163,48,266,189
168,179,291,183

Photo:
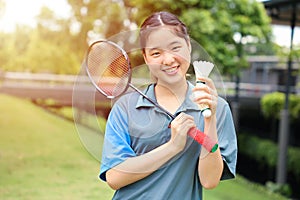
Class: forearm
198,115,223,189
198,148,223,189
106,142,180,190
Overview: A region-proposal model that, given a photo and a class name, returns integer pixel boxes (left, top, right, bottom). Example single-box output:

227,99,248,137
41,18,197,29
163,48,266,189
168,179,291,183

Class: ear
143,51,149,64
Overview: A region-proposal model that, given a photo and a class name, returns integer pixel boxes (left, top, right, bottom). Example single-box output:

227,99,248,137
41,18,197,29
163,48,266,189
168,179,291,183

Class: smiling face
143,27,191,87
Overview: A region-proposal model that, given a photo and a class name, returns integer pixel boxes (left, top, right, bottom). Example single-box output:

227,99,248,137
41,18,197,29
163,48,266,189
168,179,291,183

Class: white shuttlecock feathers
192,60,214,78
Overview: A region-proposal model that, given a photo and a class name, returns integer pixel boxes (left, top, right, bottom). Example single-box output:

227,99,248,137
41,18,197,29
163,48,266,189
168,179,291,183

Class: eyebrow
169,41,181,46
147,41,182,51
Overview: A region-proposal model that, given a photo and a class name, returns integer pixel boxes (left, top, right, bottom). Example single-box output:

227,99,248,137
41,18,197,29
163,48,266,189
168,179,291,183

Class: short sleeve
216,98,238,180
99,103,136,181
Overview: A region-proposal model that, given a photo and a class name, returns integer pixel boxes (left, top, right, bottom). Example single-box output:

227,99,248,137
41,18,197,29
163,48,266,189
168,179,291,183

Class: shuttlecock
192,61,214,118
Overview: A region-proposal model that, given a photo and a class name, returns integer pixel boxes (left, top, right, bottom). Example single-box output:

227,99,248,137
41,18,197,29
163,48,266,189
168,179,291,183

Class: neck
155,80,188,111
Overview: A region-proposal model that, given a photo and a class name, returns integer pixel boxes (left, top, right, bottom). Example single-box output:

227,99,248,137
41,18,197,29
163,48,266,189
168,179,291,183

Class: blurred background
0,0,299,199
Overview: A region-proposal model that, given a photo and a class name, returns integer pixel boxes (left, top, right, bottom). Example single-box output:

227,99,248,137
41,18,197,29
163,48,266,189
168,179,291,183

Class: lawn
0,94,287,200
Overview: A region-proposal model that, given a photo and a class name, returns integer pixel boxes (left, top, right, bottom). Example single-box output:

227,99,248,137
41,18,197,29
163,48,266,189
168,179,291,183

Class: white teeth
164,66,178,73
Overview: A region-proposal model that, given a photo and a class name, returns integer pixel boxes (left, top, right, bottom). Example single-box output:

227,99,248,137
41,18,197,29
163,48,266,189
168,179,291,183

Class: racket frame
85,40,132,99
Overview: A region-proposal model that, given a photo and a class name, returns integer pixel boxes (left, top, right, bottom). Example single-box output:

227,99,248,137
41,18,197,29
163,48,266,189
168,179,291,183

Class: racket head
85,40,132,99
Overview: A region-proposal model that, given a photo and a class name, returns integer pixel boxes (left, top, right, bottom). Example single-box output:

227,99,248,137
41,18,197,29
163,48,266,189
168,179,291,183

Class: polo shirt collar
135,84,157,108
135,82,200,113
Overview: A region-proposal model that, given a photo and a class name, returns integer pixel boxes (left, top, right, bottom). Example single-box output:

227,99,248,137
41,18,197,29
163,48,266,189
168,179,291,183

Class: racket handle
188,127,218,153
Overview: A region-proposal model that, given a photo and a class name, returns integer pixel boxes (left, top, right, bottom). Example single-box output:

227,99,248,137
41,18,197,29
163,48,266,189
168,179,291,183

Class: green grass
0,94,288,200
0,94,114,199
204,176,287,200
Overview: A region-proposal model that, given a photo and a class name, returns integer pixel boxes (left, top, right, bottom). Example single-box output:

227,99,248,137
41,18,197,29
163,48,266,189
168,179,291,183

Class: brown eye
151,51,160,57
172,46,181,51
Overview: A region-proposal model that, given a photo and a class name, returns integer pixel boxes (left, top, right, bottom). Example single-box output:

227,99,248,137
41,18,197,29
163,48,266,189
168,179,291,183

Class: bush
238,133,300,178
260,92,300,121
266,181,292,197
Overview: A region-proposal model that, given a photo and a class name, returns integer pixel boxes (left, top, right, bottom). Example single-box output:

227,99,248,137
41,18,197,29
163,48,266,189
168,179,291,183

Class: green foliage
0,28,79,74
239,133,277,167
1,0,274,76
239,132,300,197
291,45,300,62
274,42,300,63
0,7,80,74
238,133,300,178
125,0,273,76
67,0,128,49
261,92,284,119
266,181,292,197
261,92,300,120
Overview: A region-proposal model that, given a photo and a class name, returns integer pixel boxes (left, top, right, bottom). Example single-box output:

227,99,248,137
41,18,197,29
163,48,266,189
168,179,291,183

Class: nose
162,51,175,66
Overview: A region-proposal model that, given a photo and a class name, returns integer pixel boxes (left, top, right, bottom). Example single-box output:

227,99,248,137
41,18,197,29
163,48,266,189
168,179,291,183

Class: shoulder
112,90,140,109
112,84,156,110
216,96,234,128
217,96,230,108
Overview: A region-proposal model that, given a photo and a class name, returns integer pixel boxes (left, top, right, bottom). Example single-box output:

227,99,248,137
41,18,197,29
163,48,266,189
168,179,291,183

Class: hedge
238,133,300,178
261,92,300,120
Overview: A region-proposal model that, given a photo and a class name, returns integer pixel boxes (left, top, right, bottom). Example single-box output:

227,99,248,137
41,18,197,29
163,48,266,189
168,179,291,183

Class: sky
0,0,71,31
0,0,299,47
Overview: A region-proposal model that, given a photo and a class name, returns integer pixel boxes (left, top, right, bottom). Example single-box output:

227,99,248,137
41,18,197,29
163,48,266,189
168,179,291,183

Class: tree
65,0,273,76
0,6,80,74
0,0,274,76
124,0,272,76
67,0,129,58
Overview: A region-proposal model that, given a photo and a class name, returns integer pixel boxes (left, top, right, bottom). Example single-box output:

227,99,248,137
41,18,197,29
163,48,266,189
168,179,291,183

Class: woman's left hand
192,77,218,117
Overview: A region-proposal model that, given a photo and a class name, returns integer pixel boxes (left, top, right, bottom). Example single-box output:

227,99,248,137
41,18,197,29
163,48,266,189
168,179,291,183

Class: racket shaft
188,127,218,152
129,83,174,118
129,84,217,152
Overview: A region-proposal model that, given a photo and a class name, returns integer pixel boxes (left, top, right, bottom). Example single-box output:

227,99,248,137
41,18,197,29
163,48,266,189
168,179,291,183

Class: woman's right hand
169,113,195,152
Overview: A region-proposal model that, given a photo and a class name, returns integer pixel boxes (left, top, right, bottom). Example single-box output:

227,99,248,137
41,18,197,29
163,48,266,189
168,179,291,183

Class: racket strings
87,41,131,97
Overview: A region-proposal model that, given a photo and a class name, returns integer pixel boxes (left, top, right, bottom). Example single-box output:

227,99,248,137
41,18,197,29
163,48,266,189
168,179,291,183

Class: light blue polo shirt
100,82,237,200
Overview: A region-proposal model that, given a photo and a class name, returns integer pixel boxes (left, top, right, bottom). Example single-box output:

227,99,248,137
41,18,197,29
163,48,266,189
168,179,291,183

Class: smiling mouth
163,66,179,74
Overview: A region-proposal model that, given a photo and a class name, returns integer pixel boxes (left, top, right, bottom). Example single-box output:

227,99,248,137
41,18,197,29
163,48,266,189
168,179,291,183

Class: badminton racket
84,40,218,153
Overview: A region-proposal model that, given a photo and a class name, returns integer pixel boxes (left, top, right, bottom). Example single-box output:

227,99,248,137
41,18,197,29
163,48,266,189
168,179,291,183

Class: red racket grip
188,127,218,153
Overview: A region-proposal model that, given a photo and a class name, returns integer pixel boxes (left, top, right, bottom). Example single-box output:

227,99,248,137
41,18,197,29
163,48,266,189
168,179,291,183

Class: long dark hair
139,11,190,51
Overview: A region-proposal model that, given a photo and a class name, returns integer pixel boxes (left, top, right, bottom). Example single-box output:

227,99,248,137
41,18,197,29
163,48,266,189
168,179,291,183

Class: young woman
99,11,237,200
